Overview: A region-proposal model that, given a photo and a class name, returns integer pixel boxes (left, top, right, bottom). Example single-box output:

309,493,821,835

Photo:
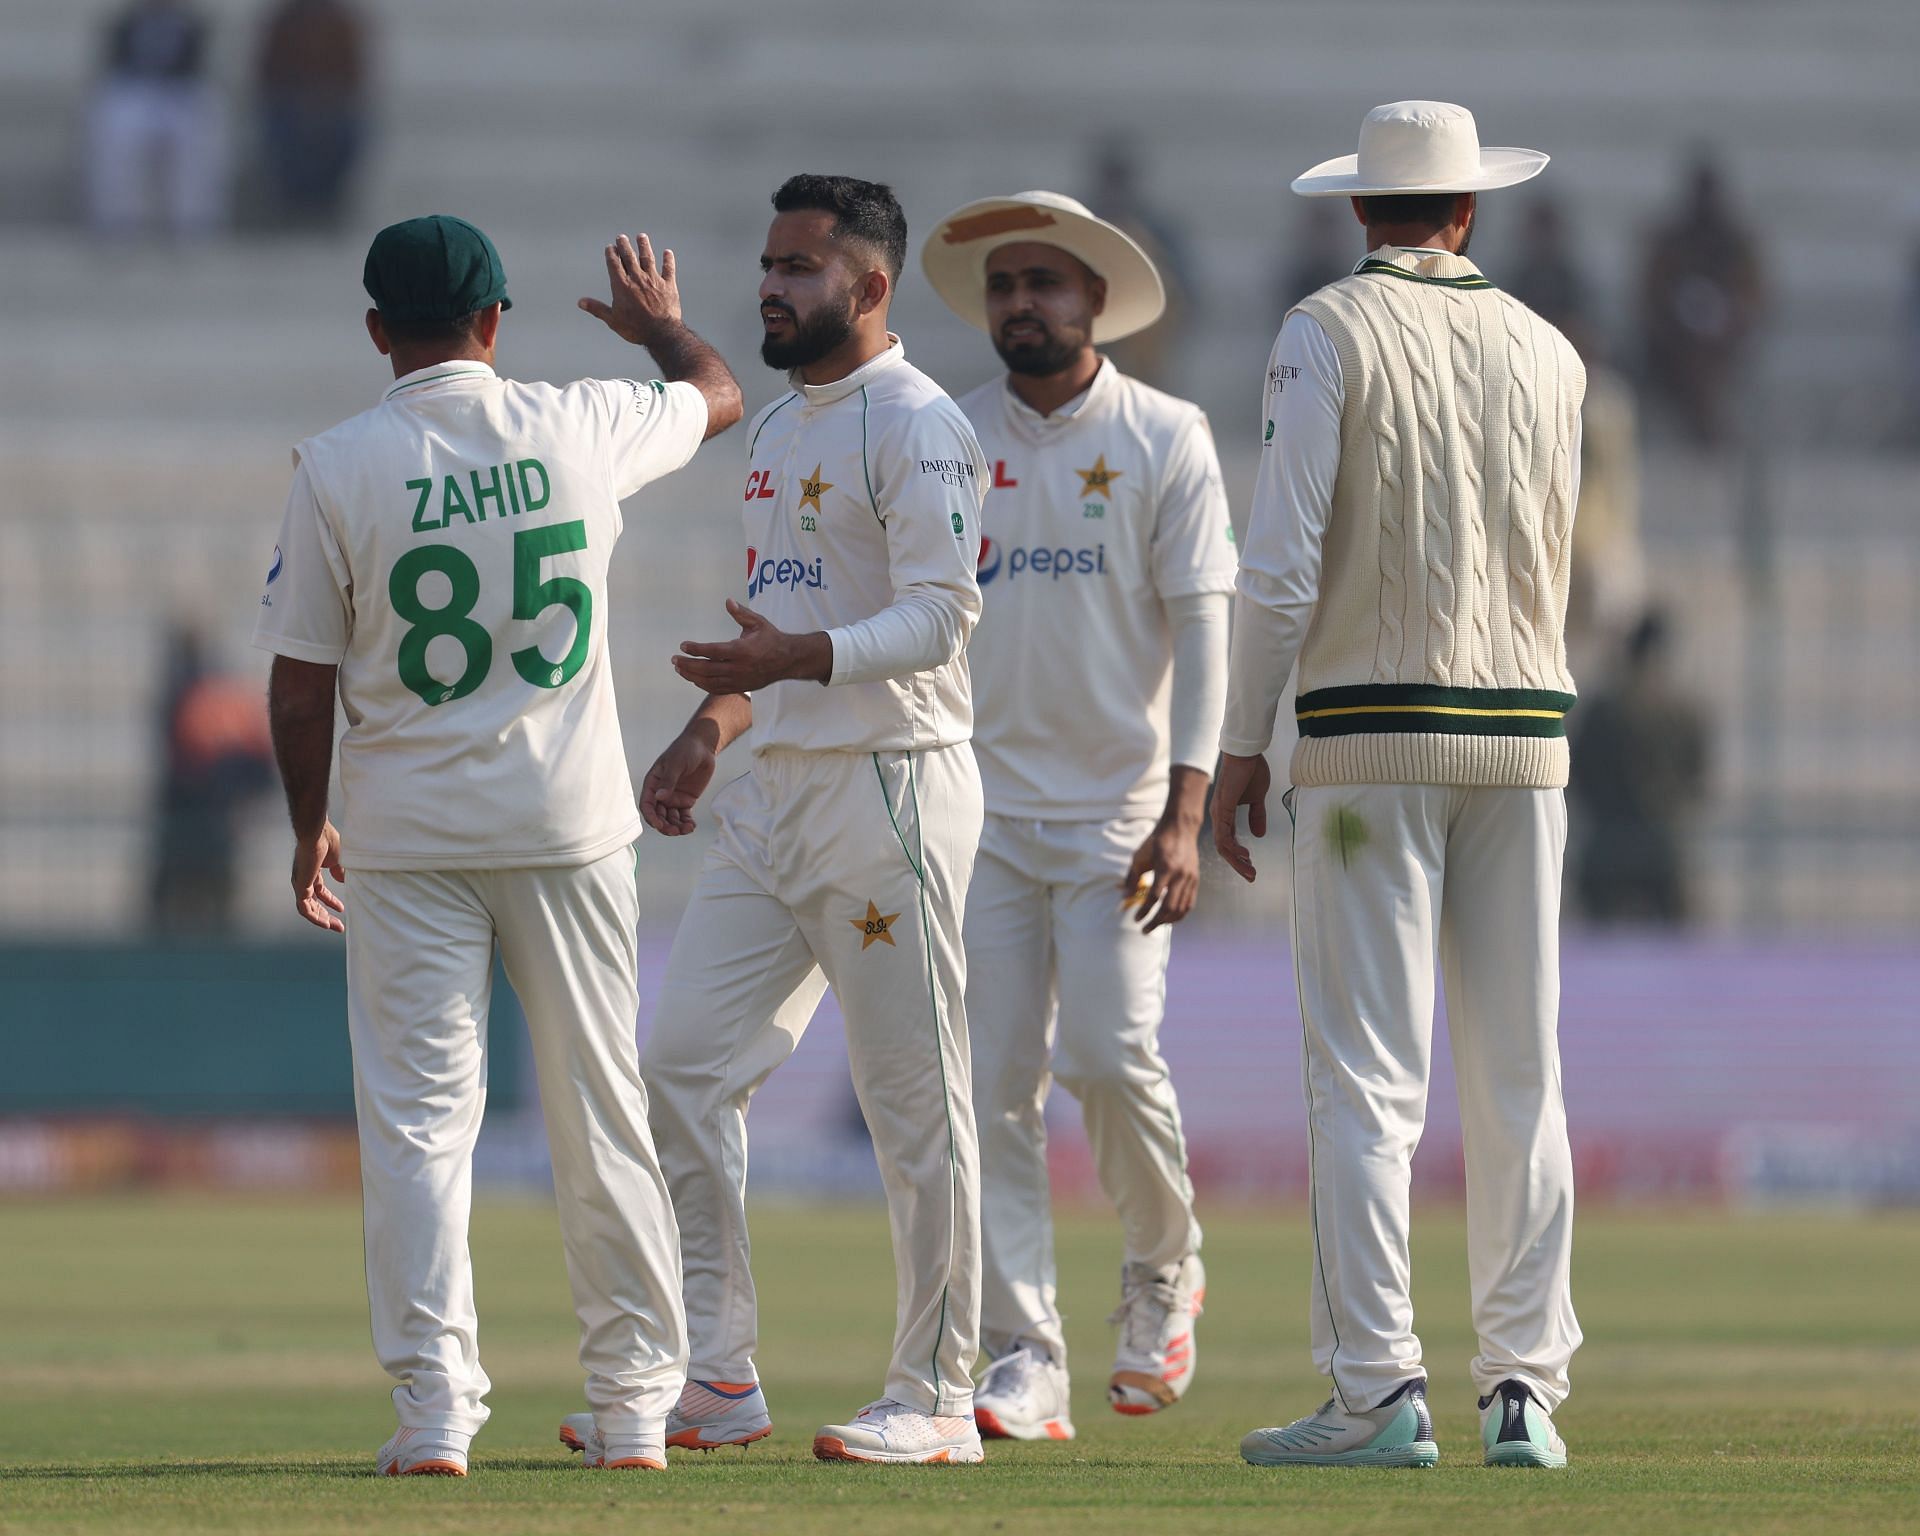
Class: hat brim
1291,146,1549,198
921,199,1166,344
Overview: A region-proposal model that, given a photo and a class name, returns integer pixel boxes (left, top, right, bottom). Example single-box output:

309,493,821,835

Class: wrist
790,630,833,685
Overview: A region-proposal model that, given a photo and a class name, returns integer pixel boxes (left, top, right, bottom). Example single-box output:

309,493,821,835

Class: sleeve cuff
1218,733,1274,759
1155,571,1239,601
823,627,849,686
252,632,346,665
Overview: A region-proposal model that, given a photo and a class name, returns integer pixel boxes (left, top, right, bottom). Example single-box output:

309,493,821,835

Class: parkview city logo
919,457,977,487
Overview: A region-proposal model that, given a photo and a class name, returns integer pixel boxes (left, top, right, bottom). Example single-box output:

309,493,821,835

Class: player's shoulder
869,360,982,448
1104,366,1206,432
1101,366,1211,460
954,373,1006,421
747,389,801,445
1491,294,1586,393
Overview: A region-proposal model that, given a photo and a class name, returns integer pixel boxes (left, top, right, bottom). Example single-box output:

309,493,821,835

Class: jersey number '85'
389,520,591,706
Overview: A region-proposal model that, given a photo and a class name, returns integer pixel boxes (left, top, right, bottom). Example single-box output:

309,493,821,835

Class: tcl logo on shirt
976,538,1106,586
743,469,778,501
992,460,1019,489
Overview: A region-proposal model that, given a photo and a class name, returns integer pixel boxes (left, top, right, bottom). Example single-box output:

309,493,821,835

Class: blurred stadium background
1,0,1916,1223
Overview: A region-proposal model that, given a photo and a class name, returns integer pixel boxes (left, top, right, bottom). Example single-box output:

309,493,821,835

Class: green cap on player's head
363,214,512,322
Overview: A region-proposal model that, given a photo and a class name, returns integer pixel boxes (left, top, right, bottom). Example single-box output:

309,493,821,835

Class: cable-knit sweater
1287,247,1585,788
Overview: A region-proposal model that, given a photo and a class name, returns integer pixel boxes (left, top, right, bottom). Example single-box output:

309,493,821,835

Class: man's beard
993,323,1081,378
760,298,856,371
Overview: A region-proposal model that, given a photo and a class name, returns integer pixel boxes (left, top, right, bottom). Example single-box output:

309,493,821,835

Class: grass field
0,1198,1915,1534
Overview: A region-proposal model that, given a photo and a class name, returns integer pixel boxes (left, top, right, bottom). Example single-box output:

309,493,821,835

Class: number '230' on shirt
251,361,709,870
957,360,1238,820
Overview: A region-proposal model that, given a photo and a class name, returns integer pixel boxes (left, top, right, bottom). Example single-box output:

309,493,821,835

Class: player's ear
365,308,391,357
1350,196,1369,227
856,267,891,318
1088,272,1109,319
475,302,502,351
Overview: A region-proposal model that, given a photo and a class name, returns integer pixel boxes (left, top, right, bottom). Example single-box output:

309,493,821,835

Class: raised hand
578,233,683,348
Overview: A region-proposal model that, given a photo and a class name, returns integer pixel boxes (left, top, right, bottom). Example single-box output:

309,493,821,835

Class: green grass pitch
1,1197,1915,1533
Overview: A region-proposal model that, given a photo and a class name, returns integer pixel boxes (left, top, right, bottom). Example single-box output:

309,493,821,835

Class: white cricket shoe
813,1398,985,1464
1480,1379,1568,1468
1107,1253,1205,1414
1241,1378,1440,1467
562,1379,771,1458
376,1425,470,1477
554,1414,666,1469
972,1345,1075,1441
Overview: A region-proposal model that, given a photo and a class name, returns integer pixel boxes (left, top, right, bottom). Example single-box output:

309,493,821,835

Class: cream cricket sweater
1287,248,1585,788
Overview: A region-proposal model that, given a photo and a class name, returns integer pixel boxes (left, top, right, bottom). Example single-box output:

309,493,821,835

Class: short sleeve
251,455,350,664
593,377,709,500
1149,409,1238,600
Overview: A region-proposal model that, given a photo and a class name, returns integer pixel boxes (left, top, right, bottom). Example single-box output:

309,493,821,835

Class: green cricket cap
363,214,512,322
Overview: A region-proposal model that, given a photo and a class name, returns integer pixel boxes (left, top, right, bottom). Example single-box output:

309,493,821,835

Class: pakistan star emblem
851,899,901,950
1075,454,1123,499
799,463,834,514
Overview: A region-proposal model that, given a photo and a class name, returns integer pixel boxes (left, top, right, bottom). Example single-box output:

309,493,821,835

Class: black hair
772,173,908,280
379,310,483,347
1357,192,1467,229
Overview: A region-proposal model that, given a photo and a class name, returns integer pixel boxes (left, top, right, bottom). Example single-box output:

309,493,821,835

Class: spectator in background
1272,198,1350,320
1638,153,1765,446
150,624,275,934
1087,138,1192,389
1510,196,1589,335
1569,609,1710,926
256,0,369,227
86,0,229,237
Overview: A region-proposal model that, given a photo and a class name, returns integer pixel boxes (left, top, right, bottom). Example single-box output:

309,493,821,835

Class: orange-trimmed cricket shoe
972,1346,1075,1441
376,1426,470,1477
814,1399,985,1464
1108,1253,1206,1414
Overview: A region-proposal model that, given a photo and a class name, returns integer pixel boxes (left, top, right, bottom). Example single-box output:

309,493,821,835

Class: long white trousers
965,813,1201,1367
641,745,984,1415
345,844,687,1435
1289,783,1580,1413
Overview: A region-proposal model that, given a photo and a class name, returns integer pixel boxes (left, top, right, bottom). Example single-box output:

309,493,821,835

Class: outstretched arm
580,233,742,439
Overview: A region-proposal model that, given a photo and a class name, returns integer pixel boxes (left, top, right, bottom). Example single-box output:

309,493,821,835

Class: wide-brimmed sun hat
1291,100,1548,198
922,190,1165,343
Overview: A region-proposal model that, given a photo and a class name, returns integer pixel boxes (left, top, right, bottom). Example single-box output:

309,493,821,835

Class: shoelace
1107,1271,1182,1354
980,1349,1040,1397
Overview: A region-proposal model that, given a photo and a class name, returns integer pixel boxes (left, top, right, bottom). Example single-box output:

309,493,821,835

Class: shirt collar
1350,244,1488,284
1001,354,1116,436
382,360,496,402
791,335,907,406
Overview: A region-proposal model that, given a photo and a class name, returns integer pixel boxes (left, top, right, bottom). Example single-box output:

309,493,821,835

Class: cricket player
1215,102,1584,1469
919,192,1236,1439
631,175,990,1465
256,216,742,1475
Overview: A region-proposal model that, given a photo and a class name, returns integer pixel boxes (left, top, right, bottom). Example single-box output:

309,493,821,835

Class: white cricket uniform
640,339,990,1416
252,360,709,1437
1224,249,1584,1414
956,360,1237,1366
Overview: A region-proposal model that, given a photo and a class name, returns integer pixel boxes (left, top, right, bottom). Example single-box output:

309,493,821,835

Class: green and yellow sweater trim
1355,258,1496,291
1296,683,1574,739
